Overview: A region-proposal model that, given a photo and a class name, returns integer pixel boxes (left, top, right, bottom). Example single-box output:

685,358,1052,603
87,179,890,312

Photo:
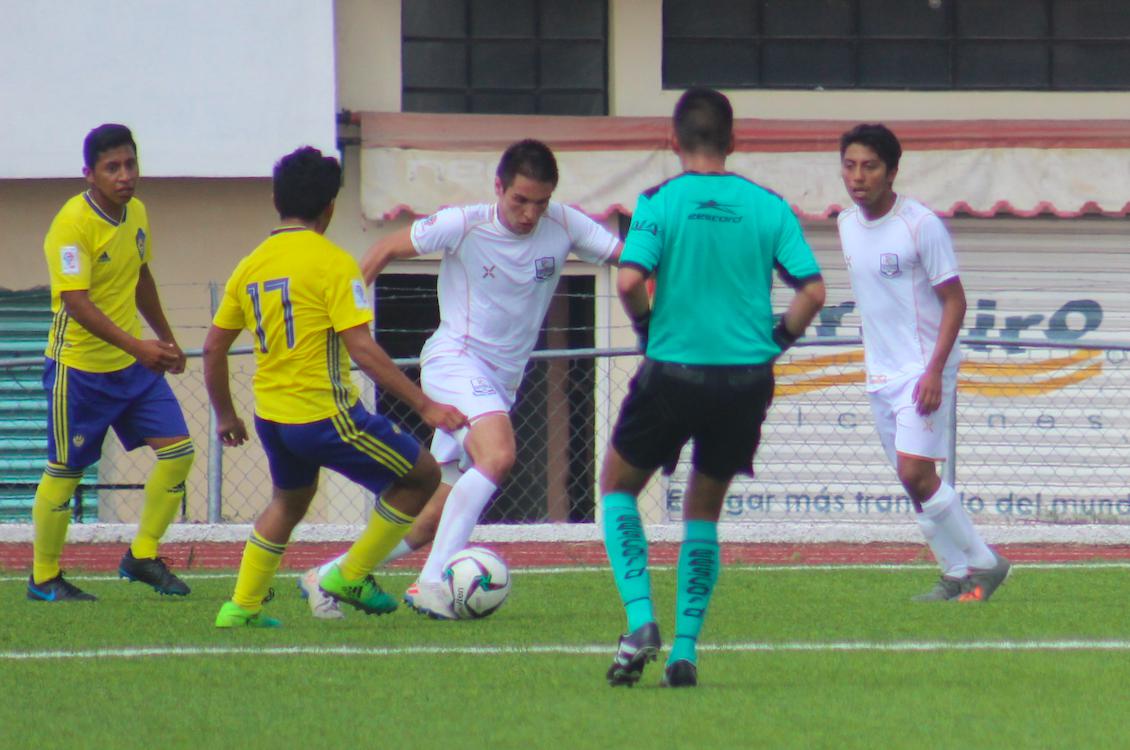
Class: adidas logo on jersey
97,252,111,263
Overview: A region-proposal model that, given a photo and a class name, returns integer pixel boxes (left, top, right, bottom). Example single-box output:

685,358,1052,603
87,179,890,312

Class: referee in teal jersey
602,88,826,688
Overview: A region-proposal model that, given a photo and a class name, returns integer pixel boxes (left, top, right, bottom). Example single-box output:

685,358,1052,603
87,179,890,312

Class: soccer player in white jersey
300,139,622,619
838,124,1010,602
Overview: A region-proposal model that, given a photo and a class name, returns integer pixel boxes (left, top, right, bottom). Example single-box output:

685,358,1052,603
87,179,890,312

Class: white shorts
421,353,519,464
867,369,956,467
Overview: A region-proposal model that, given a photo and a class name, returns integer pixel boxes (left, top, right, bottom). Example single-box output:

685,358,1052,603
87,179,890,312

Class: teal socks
601,492,655,632
669,520,719,665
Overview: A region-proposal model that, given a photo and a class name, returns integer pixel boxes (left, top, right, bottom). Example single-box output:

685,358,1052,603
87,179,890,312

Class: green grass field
4,564,1130,750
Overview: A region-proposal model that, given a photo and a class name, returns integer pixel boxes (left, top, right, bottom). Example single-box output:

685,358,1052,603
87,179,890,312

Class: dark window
662,0,1130,90
373,273,600,522
402,0,609,114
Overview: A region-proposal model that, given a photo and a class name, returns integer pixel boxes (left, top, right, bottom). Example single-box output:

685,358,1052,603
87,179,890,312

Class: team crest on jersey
135,228,147,260
534,256,555,282
60,245,80,275
631,219,658,236
879,253,900,278
351,279,368,309
470,377,497,396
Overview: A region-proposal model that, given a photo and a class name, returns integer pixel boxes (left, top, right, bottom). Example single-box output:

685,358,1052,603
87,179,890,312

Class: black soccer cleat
660,659,698,688
606,621,662,687
119,550,191,596
27,572,97,602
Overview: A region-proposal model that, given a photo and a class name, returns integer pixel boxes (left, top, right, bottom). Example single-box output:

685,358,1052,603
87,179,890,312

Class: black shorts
611,358,774,481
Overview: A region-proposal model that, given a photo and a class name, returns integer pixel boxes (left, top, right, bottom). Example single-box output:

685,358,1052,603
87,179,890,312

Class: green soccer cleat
318,564,398,616
214,601,281,628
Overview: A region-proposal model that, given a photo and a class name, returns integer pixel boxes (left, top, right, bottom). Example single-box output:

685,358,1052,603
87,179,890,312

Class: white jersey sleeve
410,206,469,257
917,212,960,287
555,204,619,265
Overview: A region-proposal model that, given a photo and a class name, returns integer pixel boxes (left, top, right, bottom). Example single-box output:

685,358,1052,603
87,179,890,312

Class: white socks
915,512,967,578
419,468,498,583
918,482,996,575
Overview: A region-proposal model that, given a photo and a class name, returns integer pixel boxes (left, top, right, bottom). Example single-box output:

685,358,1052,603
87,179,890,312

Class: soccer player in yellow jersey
204,147,467,627
29,124,195,602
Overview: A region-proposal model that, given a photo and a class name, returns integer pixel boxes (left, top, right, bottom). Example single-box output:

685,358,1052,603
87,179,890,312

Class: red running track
4,542,1130,573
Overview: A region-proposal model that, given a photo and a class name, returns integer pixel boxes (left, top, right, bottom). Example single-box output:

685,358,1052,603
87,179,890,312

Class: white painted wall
3,0,1127,525
0,0,337,178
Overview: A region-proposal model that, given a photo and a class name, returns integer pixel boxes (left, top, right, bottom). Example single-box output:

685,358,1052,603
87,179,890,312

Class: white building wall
2,0,1126,524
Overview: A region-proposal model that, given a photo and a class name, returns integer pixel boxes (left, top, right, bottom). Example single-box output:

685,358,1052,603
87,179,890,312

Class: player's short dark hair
496,139,558,190
83,124,137,169
673,88,734,156
840,124,902,172
272,147,342,221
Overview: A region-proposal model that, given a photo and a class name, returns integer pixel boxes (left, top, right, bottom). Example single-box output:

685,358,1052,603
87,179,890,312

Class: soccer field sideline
7,638,1130,662
5,562,1128,664
4,558,1130,585
2,560,1130,587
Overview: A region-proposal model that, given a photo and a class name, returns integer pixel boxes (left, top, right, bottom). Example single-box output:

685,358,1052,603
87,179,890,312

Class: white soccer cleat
404,580,457,620
297,567,344,620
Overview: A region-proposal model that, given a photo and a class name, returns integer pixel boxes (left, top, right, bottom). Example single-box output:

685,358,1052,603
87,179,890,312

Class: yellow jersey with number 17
213,227,373,424
43,192,152,372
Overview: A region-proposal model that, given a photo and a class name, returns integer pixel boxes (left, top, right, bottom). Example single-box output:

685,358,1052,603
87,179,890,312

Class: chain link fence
3,337,1130,528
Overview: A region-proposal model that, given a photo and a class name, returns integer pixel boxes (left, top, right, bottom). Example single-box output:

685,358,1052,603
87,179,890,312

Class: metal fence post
207,281,223,522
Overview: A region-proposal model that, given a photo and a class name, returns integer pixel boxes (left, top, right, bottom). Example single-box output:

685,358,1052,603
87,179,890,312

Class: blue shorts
254,401,422,493
44,358,190,469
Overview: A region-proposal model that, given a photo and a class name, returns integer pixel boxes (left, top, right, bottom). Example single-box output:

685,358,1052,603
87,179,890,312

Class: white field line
5,560,1130,584
6,640,1130,661
9,560,1130,584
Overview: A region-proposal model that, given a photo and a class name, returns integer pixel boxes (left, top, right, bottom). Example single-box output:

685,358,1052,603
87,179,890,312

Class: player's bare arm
915,277,967,415
781,277,826,339
60,287,179,373
616,264,652,348
135,263,186,373
605,240,625,266
201,324,248,446
616,264,651,321
338,324,468,432
360,226,418,286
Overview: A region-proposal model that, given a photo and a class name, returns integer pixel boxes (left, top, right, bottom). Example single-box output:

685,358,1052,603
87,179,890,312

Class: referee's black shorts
611,358,775,481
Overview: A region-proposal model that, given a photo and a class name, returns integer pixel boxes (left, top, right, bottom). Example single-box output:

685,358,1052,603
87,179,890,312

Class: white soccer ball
442,546,511,619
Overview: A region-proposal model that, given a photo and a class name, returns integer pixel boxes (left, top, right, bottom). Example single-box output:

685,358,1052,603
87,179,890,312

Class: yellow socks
340,500,414,580
32,464,83,584
232,529,287,611
131,439,194,559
